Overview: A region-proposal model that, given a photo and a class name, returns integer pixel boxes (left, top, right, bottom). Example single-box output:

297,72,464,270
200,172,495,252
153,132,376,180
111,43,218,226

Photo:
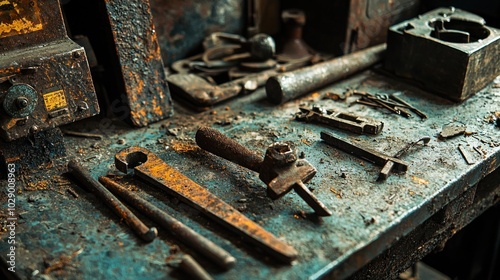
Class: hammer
196,127,331,216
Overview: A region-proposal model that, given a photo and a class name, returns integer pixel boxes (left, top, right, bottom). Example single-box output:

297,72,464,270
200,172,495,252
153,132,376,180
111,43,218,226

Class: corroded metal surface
281,0,420,55
150,0,245,66
98,176,236,270
115,146,298,263
68,160,158,242
0,70,499,279
385,7,500,102
266,44,386,104
0,0,99,141
321,131,409,173
103,0,173,127
196,127,331,216
343,0,421,53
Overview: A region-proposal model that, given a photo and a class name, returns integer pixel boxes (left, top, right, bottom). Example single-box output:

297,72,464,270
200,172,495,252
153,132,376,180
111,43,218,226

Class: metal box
384,7,500,102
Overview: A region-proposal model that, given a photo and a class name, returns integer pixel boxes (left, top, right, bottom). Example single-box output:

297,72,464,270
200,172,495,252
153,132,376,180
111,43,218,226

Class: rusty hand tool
114,146,298,263
320,132,409,181
98,176,236,270
378,137,430,181
67,160,157,242
266,44,386,105
295,107,384,135
195,127,332,216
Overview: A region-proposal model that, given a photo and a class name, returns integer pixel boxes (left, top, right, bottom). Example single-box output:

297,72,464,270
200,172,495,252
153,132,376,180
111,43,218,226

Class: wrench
114,146,298,263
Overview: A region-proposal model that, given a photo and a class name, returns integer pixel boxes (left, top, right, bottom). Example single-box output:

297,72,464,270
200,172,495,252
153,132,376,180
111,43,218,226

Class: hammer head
115,146,151,173
259,142,316,199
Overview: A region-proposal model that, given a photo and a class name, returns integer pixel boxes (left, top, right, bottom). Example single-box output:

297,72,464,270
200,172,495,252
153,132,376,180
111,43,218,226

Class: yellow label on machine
0,0,43,38
43,89,67,112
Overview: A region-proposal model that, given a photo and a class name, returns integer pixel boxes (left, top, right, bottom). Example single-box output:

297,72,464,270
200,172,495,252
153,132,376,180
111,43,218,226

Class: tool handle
196,127,262,173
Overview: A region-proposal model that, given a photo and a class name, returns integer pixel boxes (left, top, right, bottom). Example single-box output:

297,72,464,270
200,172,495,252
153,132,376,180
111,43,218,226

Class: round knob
3,84,38,118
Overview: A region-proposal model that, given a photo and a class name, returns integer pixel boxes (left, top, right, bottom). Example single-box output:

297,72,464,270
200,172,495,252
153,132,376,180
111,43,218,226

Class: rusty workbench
1,70,499,279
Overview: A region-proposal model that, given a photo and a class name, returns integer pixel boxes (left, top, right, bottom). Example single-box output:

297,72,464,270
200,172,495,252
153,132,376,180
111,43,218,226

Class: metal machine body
0,0,99,142
384,7,500,101
0,0,99,171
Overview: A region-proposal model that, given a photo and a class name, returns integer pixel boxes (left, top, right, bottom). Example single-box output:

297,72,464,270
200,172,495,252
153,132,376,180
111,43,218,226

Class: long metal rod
98,176,236,270
266,44,386,104
67,160,157,242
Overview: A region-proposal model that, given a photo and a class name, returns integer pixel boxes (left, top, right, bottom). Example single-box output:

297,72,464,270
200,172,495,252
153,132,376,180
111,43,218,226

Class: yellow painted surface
0,0,43,38
43,89,67,111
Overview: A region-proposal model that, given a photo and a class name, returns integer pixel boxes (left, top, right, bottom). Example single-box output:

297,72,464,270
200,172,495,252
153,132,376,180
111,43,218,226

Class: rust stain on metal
115,146,298,263
0,0,99,142
0,0,43,38
170,141,198,153
411,176,429,185
103,0,173,127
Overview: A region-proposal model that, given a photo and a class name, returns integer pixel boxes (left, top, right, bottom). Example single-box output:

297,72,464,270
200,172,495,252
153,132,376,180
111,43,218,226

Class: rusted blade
115,146,298,263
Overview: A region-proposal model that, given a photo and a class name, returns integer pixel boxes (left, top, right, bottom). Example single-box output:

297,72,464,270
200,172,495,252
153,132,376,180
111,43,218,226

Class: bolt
29,125,39,134
15,97,29,109
77,101,89,111
265,142,297,167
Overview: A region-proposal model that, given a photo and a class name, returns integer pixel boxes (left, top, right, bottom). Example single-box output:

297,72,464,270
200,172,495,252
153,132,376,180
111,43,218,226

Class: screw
77,101,89,111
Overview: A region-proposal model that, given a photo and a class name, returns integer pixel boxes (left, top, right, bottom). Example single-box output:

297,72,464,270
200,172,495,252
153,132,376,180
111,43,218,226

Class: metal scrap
458,144,478,165
385,7,500,101
440,123,467,139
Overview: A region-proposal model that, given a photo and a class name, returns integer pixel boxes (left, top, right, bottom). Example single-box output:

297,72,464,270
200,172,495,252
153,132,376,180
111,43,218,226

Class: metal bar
320,131,408,172
178,254,214,280
266,44,386,104
67,160,157,242
195,126,262,173
390,94,427,119
98,176,236,270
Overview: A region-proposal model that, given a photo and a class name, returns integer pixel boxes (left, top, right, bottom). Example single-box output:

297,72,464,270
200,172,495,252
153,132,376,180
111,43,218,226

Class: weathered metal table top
2,70,499,279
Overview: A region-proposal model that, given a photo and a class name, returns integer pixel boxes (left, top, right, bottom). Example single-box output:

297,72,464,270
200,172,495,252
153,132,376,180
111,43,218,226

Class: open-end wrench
114,146,298,263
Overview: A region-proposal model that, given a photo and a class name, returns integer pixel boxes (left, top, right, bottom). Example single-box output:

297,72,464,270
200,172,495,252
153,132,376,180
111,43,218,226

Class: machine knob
2,84,38,118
